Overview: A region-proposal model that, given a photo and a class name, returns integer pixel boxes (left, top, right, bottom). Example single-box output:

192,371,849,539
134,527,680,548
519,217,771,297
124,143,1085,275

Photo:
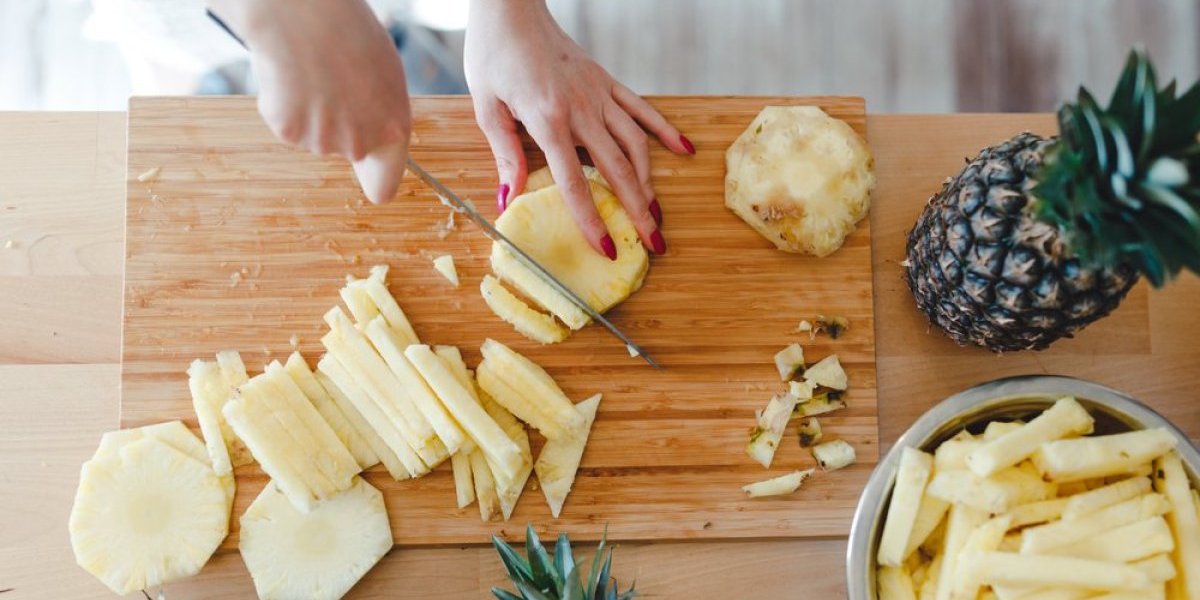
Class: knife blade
405,159,661,369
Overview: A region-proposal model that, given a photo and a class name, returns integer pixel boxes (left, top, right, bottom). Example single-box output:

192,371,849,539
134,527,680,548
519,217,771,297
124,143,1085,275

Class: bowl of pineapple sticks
847,375,1200,600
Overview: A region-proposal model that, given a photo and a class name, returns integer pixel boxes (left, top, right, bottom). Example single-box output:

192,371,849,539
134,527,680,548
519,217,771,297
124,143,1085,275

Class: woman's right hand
208,0,412,205
464,0,694,259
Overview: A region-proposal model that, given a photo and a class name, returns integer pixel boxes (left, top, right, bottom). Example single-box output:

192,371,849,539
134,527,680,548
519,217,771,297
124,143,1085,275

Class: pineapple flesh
725,105,875,257
239,476,392,600
905,51,1200,351
477,338,585,441
70,437,228,595
535,394,602,518
214,350,256,467
480,274,569,344
487,166,649,342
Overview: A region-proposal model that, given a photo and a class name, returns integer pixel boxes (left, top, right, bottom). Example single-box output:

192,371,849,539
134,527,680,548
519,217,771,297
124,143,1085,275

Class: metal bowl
846,374,1200,600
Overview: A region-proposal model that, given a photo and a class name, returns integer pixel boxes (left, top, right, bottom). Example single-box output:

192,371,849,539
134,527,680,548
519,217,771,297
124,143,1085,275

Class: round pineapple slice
493,168,649,318
69,437,229,595
725,105,875,257
239,476,392,600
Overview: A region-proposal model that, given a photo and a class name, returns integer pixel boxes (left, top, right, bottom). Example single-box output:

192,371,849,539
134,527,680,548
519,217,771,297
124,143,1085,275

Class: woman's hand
464,0,694,259
208,0,411,204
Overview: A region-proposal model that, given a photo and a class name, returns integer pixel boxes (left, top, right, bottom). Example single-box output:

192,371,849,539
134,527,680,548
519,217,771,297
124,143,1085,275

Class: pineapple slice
812,439,857,472
187,359,235,476
535,394,601,518
469,449,502,522
316,350,429,477
477,338,585,441
747,392,800,468
480,274,569,344
490,170,648,326
804,354,848,390
239,476,392,600
315,369,409,480
283,352,379,470
70,437,228,595
403,344,525,483
94,421,235,513
214,350,255,467
774,343,806,380
432,254,460,287
322,307,441,465
742,469,815,498
364,318,468,454
491,248,590,330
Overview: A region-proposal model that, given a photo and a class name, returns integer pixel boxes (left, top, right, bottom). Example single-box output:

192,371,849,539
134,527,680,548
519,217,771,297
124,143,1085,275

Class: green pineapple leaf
1034,48,1200,287
492,524,634,600
526,524,561,593
492,535,534,588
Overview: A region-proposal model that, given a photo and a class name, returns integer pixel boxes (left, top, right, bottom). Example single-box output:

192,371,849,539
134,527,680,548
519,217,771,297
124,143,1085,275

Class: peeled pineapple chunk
477,338,585,441
214,350,255,467
535,394,601,518
489,167,648,337
804,354,848,390
742,469,815,498
70,437,228,595
432,254,460,287
240,477,392,600
480,274,569,344
188,359,235,476
725,105,875,257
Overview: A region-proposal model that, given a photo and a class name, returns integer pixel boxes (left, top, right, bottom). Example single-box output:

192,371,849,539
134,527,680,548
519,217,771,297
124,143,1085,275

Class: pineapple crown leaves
1033,49,1200,287
491,524,637,600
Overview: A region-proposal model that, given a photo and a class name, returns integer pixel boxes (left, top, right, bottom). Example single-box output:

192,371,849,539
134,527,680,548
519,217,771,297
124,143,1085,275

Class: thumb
474,98,527,212
352,141,408,205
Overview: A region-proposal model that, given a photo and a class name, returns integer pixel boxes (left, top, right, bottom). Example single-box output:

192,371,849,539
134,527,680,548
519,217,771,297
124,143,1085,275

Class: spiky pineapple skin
905,133,1138,352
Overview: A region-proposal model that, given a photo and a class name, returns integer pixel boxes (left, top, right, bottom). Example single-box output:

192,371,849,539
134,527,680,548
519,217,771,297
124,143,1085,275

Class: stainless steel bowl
846,374,1200,600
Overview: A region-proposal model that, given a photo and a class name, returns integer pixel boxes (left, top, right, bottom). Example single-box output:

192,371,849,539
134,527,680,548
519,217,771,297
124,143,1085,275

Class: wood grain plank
121,96,878,546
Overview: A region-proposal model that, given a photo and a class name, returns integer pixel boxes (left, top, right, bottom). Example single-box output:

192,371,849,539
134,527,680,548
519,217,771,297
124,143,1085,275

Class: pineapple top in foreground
1033,50,1200,286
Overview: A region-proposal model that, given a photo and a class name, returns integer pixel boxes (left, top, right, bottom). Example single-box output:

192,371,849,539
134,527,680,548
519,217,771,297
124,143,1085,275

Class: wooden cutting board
122,96,878,547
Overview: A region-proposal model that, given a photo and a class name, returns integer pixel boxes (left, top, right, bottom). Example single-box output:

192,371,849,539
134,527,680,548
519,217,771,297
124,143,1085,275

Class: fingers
473,97,528,213
526,121,614,259
603,103,656,214
579,121,663,255
352,141,408,205
613,83,695,156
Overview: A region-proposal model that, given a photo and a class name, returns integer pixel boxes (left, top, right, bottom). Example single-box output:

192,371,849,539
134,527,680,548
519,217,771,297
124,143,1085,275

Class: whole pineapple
906,50,1200,352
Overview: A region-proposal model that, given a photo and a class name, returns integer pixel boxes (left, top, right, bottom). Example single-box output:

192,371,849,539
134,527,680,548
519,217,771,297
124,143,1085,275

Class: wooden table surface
1,111,1197,599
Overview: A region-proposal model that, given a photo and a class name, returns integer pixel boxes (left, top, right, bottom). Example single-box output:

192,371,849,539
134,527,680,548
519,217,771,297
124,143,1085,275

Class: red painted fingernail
650,230,667,255
679,134,696,155
600,235,617,261
496,184,509,212
649,198,663,226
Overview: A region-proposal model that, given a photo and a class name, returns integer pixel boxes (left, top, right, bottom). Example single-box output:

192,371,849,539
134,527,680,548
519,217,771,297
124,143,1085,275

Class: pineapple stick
876,447,934,567
284,352,379,469
932,503,988,600
451,451,476,509
358,266,420,345
240,376,340,498
223,395,316,513
365,321,467,454
403,344,524,482
339,281,381,326
315,368,410,480
966,396,1093,478
214,350,255,467
477,339,586,441
1156,452,1200,600
470,449,502,522
495,425,533,521
187,360,234,476
321,309,440,463
316,353,428,477
263,363,361,489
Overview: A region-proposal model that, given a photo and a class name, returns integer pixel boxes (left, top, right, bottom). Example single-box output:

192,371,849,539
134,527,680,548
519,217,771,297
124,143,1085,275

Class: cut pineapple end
812,439,856,472
240,477,392,600
774,343,805,381
432,254,460,287
742,469,815,498
798,418,823,448
70,437,228,596
480,274,569,344
746,393,800,469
